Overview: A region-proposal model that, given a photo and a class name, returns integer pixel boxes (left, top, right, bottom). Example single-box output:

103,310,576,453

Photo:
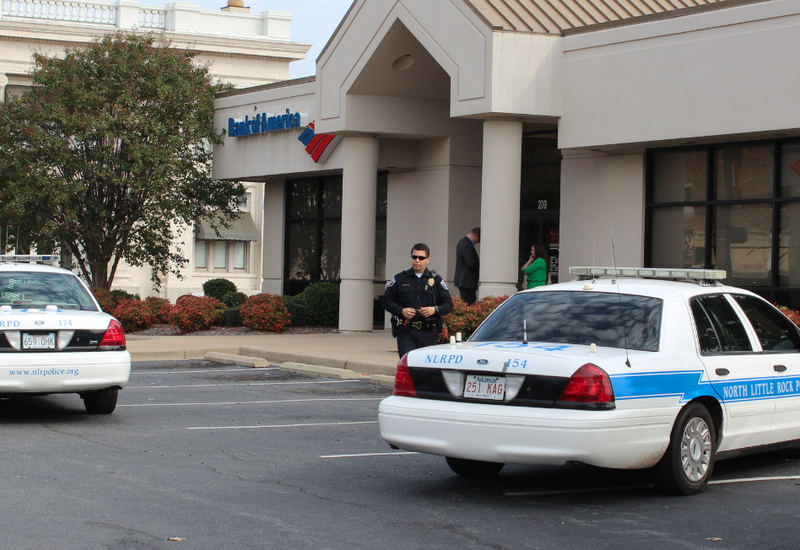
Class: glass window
652,150,708,203
732,294,800,352
713,203,772,286
0,272,97,311
691,295,752,353
470,291,662,352
691,300,720,354
287,180,319,219
287,221,318,280
196,240,207,269
213,242,227,269
714,145,774,200
233,242,246,270
779,201,800,287
781,143,800,198
651,206,706,268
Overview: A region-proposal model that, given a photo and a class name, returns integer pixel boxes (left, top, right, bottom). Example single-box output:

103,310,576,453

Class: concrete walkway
126,330,401,385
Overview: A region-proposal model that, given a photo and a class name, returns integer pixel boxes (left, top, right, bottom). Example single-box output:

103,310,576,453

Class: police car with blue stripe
378,266,800,495
0,255,131,414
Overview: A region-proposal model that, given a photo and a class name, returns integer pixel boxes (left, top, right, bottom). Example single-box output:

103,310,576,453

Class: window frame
194,240,250,273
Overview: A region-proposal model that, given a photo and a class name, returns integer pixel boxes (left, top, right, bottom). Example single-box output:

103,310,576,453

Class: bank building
212,0,800,331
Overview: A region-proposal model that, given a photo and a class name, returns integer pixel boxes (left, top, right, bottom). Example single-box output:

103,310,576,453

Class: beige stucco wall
559,151,646,279
559,0,800,150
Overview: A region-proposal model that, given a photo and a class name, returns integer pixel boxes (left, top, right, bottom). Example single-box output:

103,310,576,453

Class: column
339,136,379,332
0,74,8,103
479,120,522,298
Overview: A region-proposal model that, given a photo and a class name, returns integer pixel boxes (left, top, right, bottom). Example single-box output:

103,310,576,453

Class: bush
223,305,244,327
202,278,237,301
221,290,247,307
113,299,158,332
92,288,116,313
295,282,339,326
240,294,291,332
439,295,509,343
142,296,172,324
167,295,226,334
110,288,139,303
282,295,314,326
777,304,800,326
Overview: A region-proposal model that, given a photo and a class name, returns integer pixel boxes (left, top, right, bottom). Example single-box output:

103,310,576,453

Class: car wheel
82,388,118,414
445,457,504,478
652,402,716,495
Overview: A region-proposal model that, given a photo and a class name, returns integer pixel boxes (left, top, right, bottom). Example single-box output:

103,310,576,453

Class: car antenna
612,233,632,368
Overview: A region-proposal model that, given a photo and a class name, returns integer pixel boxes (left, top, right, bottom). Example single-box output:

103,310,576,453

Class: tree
0,33,243,289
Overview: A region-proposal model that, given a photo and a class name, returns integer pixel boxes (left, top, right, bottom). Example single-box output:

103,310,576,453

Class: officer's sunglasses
411,255,427,261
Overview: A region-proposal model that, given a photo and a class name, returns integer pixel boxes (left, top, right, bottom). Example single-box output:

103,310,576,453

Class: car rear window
470,291,663,351
0,272,98,311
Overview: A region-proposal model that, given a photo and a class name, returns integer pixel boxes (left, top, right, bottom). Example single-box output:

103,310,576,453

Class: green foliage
240,294,291,332
294,282,339,326
282,295,313,326
109,289,139,303
221,291,247,307
0,33,240,290
439,295,509,343
167,295,226,334
223,305,244,327
203,278,237,301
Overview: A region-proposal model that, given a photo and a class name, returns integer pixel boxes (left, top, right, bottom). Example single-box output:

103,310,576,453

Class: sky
167,0,354,79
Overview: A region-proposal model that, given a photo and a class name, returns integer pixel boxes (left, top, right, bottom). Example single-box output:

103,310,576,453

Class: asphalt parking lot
2,360,800,550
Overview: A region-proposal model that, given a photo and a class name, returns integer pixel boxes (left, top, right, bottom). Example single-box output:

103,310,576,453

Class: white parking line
120,397,383,407
188,420,379,430
127,380,360,389
132,367,278,375
319,452,420,458
709,475,800,485
506,475,800,496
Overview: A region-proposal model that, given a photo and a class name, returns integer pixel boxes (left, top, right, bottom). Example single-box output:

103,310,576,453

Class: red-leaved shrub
113,299,159,332
142,296,172,324
776,304,800,327
92,288,116,313
240,294,291,332
439,295,509,343
167,296,226,334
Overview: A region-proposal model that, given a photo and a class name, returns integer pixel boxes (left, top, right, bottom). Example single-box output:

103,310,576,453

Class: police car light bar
569,266,726,280
0,254,61,266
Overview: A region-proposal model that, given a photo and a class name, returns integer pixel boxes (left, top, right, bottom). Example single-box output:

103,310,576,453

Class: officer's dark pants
458,287,477,305
396,328,439,358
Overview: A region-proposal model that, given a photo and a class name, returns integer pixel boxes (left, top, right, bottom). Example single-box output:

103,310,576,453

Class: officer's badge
428,278,434,287
386,277,396,287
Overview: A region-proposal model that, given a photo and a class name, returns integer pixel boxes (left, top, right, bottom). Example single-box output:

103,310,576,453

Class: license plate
464,374,505,401
22,333,56,350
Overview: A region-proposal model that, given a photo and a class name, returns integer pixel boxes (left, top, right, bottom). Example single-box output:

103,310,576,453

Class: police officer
381,243,453,358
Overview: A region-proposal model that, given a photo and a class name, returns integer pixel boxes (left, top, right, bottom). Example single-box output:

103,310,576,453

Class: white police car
378,266,800,495
0,255,131,414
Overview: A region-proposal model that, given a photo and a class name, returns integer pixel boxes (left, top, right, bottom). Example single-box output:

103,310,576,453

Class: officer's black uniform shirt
381,268,453,322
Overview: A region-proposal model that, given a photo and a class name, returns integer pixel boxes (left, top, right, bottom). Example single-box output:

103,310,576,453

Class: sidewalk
126,330,400,378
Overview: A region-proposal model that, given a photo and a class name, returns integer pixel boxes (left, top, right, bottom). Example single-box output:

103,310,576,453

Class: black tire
82,388,118,414
652,402,716,495
445,457,504,478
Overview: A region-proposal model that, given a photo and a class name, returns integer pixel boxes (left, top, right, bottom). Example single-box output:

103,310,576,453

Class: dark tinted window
470,291,662,352
732,294,800,352
690,295,752,353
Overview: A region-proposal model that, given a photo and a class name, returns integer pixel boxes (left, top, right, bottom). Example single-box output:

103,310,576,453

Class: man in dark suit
453,227,480,304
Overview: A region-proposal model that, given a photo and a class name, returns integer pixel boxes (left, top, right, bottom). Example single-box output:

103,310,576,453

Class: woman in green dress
521,244,548,289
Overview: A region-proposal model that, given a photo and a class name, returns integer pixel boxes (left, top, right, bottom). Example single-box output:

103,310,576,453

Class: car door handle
715,368,730,376
774,365,787,373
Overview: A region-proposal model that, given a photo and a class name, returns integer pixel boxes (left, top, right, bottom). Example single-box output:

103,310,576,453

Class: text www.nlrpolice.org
8,368,80,377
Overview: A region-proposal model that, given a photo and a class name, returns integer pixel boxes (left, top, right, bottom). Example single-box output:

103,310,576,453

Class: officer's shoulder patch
386,277,396,288
440,280,449,290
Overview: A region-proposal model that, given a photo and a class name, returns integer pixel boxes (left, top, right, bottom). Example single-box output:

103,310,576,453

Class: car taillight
558,363,614,403
98,320,126,350
393,354,416,397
